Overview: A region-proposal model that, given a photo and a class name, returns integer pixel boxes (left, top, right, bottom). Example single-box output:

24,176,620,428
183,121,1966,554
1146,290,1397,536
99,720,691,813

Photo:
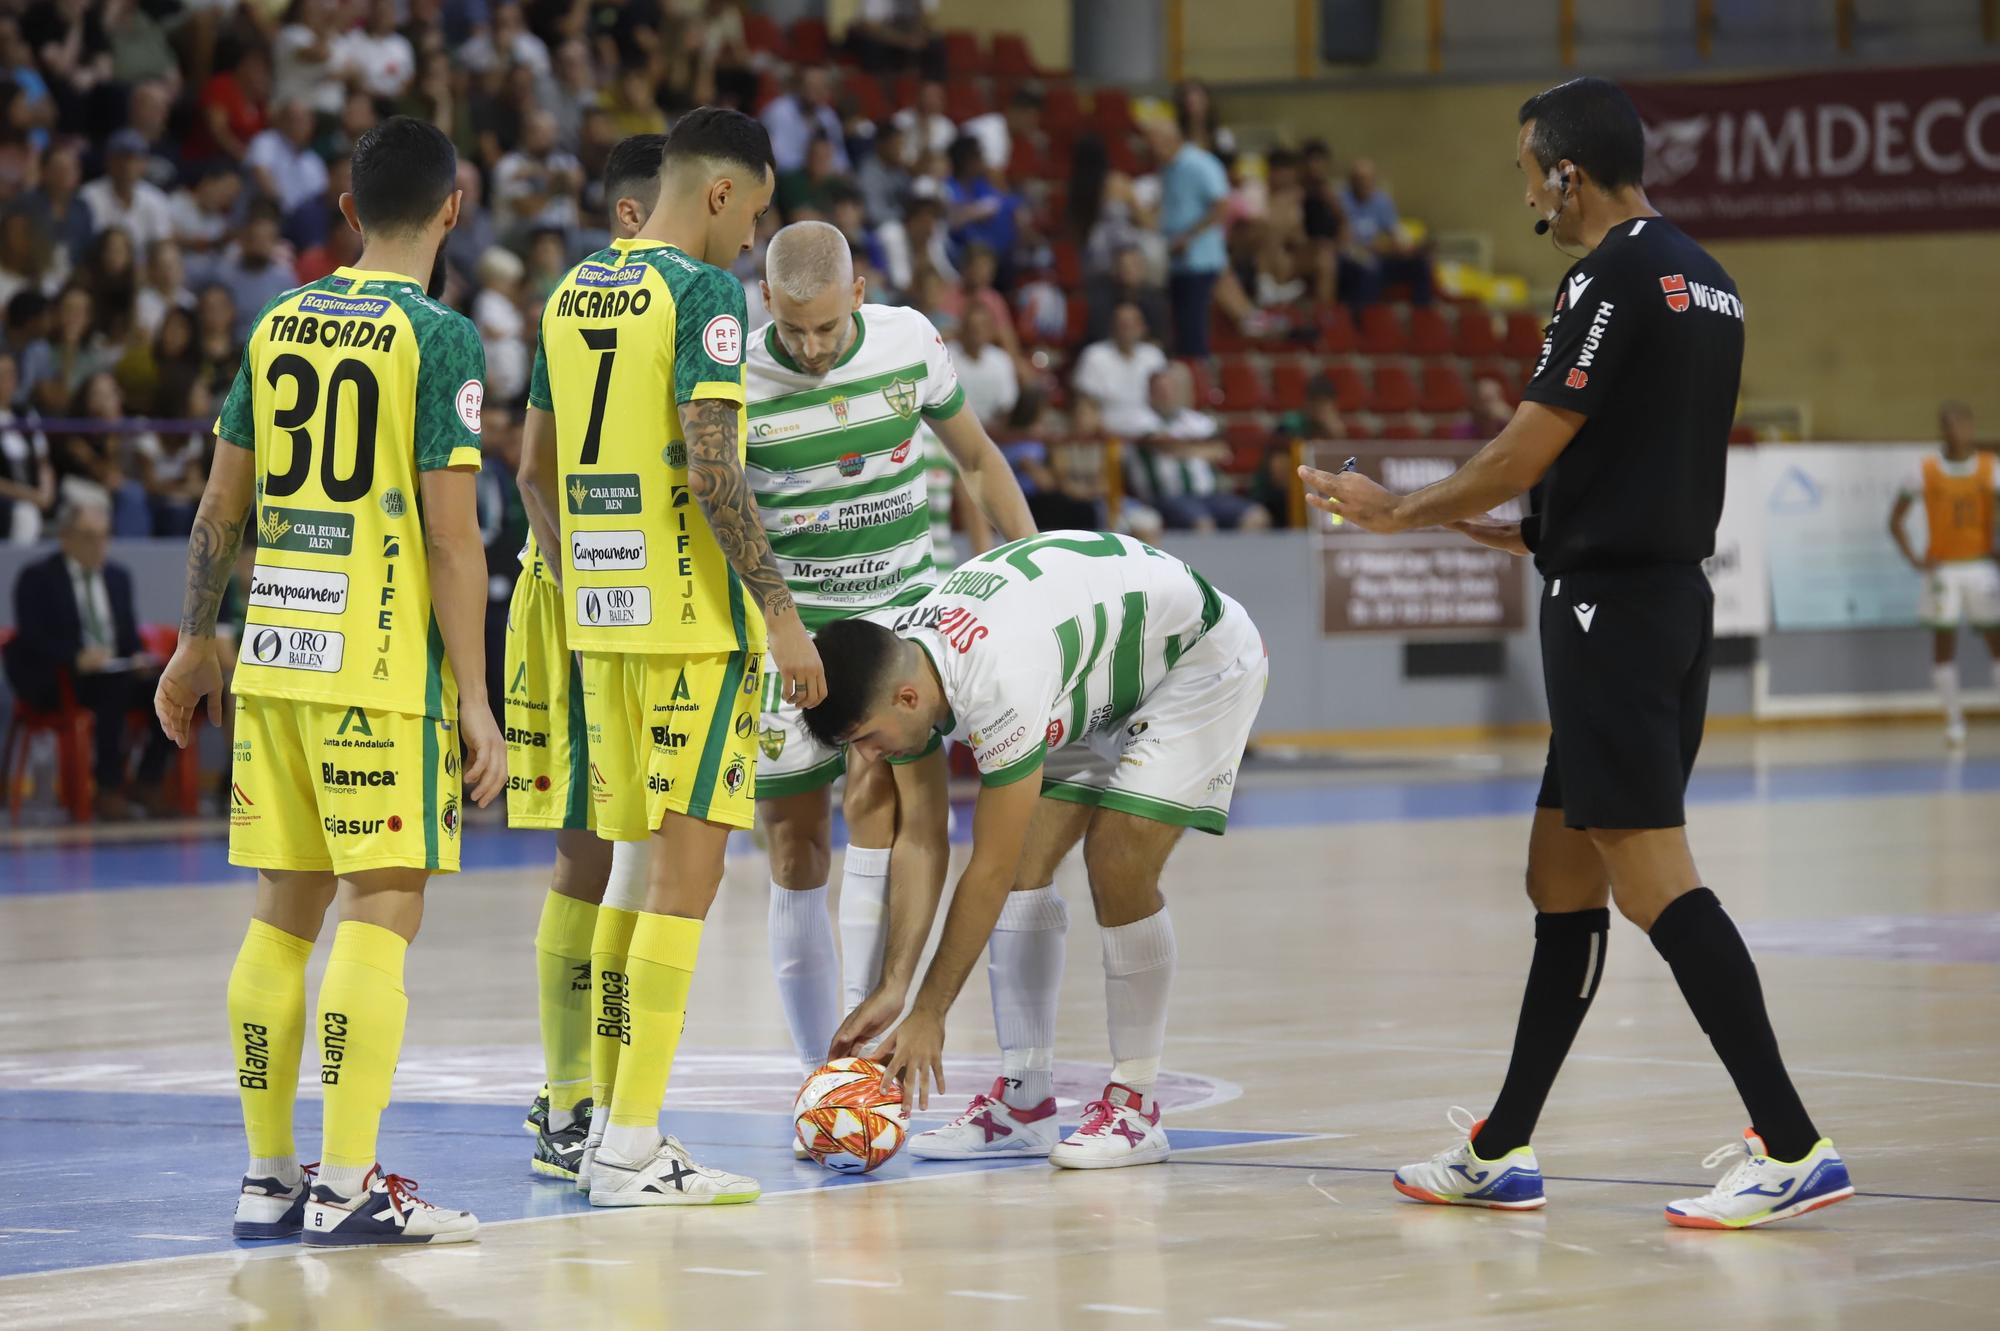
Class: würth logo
1660,274,1691,313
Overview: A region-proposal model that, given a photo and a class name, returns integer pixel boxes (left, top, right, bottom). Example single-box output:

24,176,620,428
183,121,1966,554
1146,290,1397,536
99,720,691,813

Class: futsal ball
793,1057,906,1173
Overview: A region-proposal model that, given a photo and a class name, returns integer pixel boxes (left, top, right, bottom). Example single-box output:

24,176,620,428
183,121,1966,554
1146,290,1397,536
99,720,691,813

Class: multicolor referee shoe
1664,1130,1853,1230
1392,1107,1546,1210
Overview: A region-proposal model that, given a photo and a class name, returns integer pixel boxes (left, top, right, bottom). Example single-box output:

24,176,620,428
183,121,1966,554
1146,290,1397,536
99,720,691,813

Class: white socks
317,1162,372,1201
769,881,841,1074
600,1122,660,1166
837,845,891,1015
1102,908,1177,1097
248,1155,300,1187
989,885,1068,1110
605,838,648,913
1935,661,1964,730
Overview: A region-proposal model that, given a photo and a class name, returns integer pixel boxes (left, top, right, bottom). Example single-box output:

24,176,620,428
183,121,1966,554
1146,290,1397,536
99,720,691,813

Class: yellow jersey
216,268,486,718
528,238,765,656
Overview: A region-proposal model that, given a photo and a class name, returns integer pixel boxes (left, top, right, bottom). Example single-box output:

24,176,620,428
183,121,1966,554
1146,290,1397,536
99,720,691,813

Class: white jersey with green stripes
885,531,1230,788
744,304,968,632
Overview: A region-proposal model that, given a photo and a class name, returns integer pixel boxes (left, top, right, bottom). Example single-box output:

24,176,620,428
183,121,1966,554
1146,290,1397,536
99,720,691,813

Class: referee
1300,77,1852,1230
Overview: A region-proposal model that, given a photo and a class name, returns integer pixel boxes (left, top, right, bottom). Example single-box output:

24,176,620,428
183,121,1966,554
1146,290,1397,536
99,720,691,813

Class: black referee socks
1647,887,1820,1163
1478,908,1610,1157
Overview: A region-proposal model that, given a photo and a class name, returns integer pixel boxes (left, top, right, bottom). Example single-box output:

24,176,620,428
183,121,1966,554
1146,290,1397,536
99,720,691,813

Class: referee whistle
1328,456,1358,525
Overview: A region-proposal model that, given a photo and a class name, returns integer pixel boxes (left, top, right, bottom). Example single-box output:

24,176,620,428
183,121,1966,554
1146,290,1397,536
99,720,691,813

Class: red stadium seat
1454,308,1504,357
1007,134,1050,181
842,74,889,124
1729,423,1756,444
1051,240,1082,289
1208,309,1246,354
1106,133,1143,177
743,12,783,54
942,30,984,77
1224,420,1269,473
1473,361,1522,403
1370,364,1419,414
1092,87,1134,138
1218,357,1268,412
1042,82,1084,135
991,33,1039,79
946,82,989,122
892,73,920,111
787,17,829,65
1329,364,1369,414
1503,311,1546,359
1408,306,1454,357
1419,362,1470,414
1315,305,1357,355
1180,358,1219,409
1379,416,1422,440
1268,359,1310,412
1359,304,1408,356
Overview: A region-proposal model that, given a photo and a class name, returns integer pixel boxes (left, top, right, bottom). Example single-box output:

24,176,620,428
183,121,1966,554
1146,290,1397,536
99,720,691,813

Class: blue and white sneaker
301,1168,478,1247
1665,1130,1853,1230
1393,1107,1546,1210
232,1163,315,1239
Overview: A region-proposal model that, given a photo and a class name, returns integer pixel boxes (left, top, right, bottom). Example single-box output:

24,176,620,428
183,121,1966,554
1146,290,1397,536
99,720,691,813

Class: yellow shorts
229,696,462,874
580,648,761,839
503,567,591,830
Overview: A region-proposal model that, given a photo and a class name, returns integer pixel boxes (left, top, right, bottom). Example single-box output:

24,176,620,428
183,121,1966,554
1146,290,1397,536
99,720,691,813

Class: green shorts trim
754,752,844,801
1040,780,1229,836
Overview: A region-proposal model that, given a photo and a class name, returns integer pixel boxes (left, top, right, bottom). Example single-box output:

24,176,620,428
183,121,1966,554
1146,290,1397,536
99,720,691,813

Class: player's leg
528,828,610,1177
908,795,1089,1161
227,869,335,1238
762,782,840,1076
1925,568,1966,744
591,650,761,1206
836,749,898,1015
577,836,646,1189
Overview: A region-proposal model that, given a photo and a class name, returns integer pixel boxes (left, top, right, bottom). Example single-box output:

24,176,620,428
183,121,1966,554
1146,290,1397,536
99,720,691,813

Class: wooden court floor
1,724,1996,1329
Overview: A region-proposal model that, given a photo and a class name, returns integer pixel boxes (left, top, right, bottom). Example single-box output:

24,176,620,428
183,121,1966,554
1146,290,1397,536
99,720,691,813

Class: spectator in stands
104,0,178,92
21,0,116,132
762,66,849,174
15,141,92,270
943,136,1019,283
246,99,330,249
1059,394,1162,543
4,292,53,410
0,212,56,309
191,284,239,397
950,299,1018,430
81,225,138,344
129,382,208,537
776,133,843,219
1338,156,1432,306
125,79,179,190
1261,375,1348,527
0,19,56,151
547,38,598,152
879,192,954,295
1073,300,1169,438
131,239,189,339
335,0,418,101
211,203,292,341
957,242,1024,363
462,2,552,79
967,84,1042,175
1068,134,1161,278
444,160,498,282
1450,376,1514,440
51,371,144,534
1295,139,1346,305
0,352,54,544
50,285,115,402
894,80,958,162
1174,79,1233,158
474,246,530,405
3,493,174,820
81,130,173,257
856,121,913,225
848,0,945,78
1143,114,1229,358
273,0,344,115
1278,373,1350,447
1000,386,1096,532
1127,365,1268,532
188,44,271,164
824,181,891,294
168,163,242,258
1085,242,1169,346
148,305,198,417
493,109,582,245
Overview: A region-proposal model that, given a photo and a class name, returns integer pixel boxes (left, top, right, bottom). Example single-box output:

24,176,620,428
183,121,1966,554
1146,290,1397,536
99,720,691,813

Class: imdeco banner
1625,65,2000,239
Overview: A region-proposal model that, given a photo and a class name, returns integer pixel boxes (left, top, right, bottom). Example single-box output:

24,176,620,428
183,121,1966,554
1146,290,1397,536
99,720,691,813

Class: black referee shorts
1534,564,1713,830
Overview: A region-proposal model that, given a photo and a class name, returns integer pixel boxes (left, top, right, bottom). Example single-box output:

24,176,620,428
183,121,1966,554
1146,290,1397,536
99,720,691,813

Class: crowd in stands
0,0,1516,565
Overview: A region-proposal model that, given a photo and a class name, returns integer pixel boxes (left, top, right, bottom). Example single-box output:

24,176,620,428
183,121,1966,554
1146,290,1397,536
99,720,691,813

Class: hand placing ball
793,1057,907,1174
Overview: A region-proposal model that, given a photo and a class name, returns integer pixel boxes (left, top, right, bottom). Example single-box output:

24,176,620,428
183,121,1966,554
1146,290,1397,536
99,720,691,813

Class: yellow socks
227,918,313,1175
535,891,599,1122
316,920,409,1191
602,912,703,1162
588,905,640,1115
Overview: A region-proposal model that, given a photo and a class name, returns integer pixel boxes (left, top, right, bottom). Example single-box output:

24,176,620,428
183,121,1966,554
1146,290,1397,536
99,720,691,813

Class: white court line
683,1266,764,1278
130,1234,210,1243
1211,1319,1288,1330
950,1290,1027,1302
553,1257,628,1267
0,1229,77,1236
816,1276,900,1289
1081,1304,1160,1316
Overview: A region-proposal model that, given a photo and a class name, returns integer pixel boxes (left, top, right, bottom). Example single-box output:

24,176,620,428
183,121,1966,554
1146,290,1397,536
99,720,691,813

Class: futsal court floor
2,722,1996,1329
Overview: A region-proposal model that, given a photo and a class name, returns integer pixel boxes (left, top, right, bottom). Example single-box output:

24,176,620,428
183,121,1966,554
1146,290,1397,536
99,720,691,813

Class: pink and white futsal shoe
1050,1082,1170,1170
907,1077,1060,1160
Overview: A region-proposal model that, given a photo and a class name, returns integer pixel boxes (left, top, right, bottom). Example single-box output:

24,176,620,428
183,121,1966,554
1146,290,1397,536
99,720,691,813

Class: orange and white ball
793,1057,907,1173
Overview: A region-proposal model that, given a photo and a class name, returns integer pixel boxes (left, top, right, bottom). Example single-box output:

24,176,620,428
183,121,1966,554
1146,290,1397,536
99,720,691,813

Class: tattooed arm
156,442,257,745
678,396,825,708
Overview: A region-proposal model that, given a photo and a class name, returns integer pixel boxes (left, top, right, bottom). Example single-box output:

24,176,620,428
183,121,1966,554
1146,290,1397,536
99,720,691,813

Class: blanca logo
571,530,647,570
578,585,652,627
456,379,484,434
246,627,345,672
702,313,742,364
247,567,348,614
1573,602,1598,633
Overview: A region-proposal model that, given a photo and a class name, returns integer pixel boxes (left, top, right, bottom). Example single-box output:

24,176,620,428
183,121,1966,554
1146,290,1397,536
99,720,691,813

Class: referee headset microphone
1533,167,1570,236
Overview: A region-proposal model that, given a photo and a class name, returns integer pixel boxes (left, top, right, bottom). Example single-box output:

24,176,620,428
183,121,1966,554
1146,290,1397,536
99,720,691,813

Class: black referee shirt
1518,216,1743,576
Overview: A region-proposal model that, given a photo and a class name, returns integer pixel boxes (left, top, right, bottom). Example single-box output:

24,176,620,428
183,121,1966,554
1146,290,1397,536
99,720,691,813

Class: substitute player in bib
747,220,1035,1081
814,532,1267,1168
521,107,823,1207
1890,401,1999,748
508,133,668,1182
154,117,506,1246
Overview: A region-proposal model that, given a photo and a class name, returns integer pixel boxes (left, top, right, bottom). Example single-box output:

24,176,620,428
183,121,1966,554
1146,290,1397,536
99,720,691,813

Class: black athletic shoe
532,1098,593,1181
523,1085,550,1136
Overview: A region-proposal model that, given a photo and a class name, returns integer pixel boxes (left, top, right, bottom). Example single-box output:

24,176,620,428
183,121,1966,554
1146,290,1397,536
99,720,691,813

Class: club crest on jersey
830,395,850,427
1660,274,1691,313
759,726,785,760
380,488,407,518
884,378,919,419
722,756,748,796
440,797,459,838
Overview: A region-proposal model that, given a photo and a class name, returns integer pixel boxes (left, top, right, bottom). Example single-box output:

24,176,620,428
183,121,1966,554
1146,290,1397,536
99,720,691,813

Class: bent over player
155,117,506,1246
815,532,1267,1168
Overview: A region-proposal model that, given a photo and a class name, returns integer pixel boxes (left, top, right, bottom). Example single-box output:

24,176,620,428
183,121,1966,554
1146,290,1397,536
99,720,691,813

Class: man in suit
5,496,171,819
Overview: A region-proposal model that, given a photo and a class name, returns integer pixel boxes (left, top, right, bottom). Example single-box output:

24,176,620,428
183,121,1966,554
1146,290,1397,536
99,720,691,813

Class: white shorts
1040,595,1266,835
1921,560,2000,629
754,671,845,800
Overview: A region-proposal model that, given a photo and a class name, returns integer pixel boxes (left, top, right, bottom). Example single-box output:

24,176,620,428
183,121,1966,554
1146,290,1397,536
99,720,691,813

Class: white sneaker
907,1077,1059,1160
1049,1082,1170,1170
589,1135,761,1207
301,1168,478,1247
1392,1107,1546,1210
232,1163,314,1240
1664,1130,1853,1230
575,1129,602,1195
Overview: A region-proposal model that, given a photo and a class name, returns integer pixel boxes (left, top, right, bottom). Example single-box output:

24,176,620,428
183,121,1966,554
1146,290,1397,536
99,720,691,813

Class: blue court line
3,756,1998,897
0,1090,1302,1279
